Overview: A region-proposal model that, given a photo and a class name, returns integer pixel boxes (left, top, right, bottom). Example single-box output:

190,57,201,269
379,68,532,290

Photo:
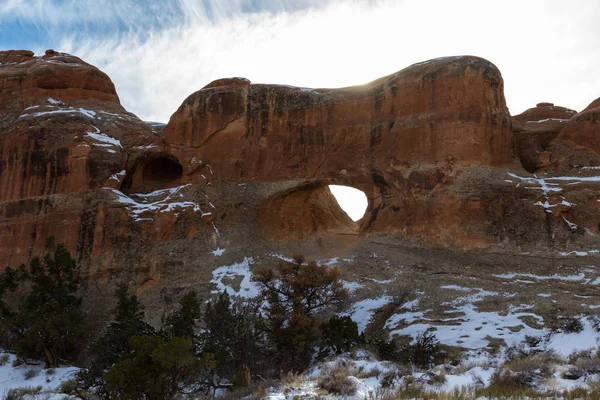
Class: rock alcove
122,154,184,194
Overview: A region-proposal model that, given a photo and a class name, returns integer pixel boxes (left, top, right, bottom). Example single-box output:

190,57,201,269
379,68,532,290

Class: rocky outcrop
547,97,600,170
0,50,184,269
157,56,523,246
2,51,600,318
163,56,512,177
512,103,576,172
0,49,157,201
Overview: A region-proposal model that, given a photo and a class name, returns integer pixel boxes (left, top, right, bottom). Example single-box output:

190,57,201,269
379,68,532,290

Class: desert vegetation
3,243,600,399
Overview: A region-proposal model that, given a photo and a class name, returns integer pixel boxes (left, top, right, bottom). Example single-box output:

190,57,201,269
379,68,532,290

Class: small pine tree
161,291,201,343
372,332,441,367
0,241,86,368
89,284,155,369
252,255,348,373
202,291,269,387
376,338,400,361
320,315,363,355
412,331,441,368
77,284,155,397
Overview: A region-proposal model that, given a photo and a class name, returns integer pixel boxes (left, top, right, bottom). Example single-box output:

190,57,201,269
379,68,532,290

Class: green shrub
374,332,441,368
0,240,86,368
375,338,401,361
202,291,270,387
320,315,364,355
104,335,214,400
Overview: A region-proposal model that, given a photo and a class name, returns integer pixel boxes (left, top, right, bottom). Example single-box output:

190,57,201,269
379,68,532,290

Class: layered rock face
158,56,519,246
163,56,512,176
156,56,600,249
560,97,600,153
0,50,171,269
2,51,600,314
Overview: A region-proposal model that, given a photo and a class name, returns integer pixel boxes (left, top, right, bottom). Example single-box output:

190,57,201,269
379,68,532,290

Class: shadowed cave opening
122,155,185,194
142,156,183,186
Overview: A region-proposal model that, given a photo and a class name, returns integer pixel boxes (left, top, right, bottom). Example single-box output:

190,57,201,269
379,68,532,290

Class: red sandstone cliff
1,51,600,304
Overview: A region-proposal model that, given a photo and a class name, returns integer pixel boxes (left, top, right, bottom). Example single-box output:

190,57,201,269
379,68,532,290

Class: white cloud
6,0,600,121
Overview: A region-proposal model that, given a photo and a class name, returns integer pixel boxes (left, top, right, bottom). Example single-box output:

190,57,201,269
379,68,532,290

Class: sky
2,0,600,219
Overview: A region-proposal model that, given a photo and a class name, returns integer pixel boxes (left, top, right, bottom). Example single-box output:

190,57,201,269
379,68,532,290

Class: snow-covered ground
0,352,78,399
204,252,600,398
260,347,597,399
262,341,600,399
5,249,600,398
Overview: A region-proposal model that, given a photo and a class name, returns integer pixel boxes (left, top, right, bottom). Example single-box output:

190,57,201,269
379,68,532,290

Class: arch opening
328,185,368,222
259,183,372,244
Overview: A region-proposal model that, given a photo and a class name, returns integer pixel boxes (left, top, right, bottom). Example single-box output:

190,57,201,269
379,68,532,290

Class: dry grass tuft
564,355,600,380
3,386,43,400
279,371,305,393
317,361,357,395
503,349,560,387
0,354,9,366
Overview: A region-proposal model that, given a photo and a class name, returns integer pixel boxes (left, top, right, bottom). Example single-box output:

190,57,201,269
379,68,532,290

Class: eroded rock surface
512,103,576,172
156,56,600,250
545,97,600,171
0,50,212,274
2,51,600,327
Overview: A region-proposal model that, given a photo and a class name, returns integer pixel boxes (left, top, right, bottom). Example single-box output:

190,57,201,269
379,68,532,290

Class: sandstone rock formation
157,56,517,247
544,97,600,171
560,97,600,153
0,50,169,268
511,102,576,172
2,50,600,323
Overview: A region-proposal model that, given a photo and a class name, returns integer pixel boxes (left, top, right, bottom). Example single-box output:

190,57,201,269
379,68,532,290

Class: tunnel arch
258,182,375,242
